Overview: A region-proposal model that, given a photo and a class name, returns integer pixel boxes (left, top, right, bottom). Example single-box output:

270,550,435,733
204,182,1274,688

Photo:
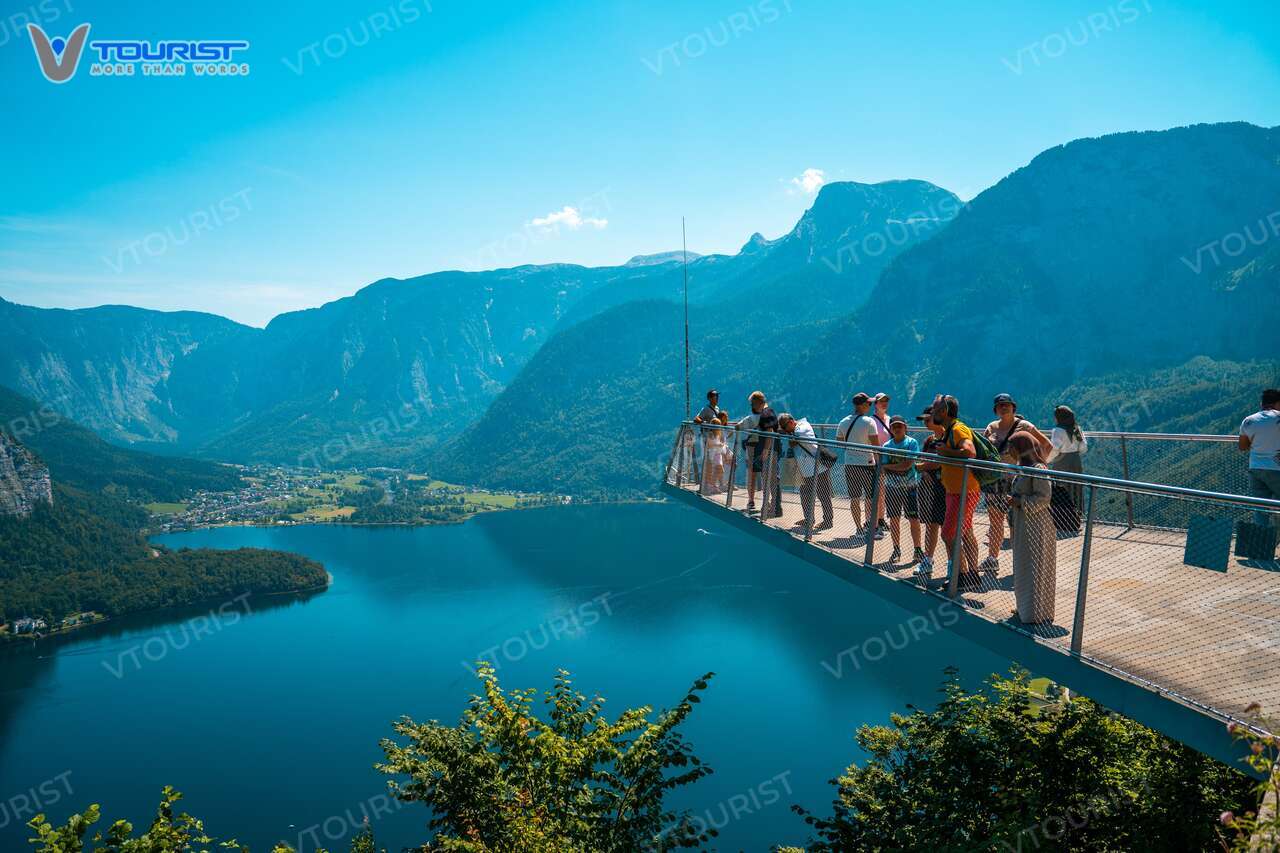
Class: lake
0,502,1006,851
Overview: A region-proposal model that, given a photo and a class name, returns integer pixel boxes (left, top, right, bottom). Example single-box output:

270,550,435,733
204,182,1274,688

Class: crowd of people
689,386,1280,629
692,388,1092,627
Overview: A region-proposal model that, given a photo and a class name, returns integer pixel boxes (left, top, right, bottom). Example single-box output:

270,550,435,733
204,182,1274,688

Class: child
704,411,728,493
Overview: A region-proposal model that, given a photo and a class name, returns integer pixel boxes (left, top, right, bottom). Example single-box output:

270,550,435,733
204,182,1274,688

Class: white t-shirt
1050,426,1088,456
1241,410,1280,471
836,413,877,466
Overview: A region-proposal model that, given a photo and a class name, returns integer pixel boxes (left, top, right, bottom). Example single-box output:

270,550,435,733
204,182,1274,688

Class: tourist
1048,405,1088,510
980,394,1052,575
883,415,924,564
740,392,765,513
914,407,948,578
716,410,733,491
1008,432,1057,624
871,393,892,532
1240,389,1280,528
836,392,882,539
702,410,728,494
780,413,834,532
694,389,722,493
932,395,981,587
753,393,783,519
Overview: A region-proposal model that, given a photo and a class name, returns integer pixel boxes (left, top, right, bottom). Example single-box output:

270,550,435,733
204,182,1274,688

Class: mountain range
2,122,1277,496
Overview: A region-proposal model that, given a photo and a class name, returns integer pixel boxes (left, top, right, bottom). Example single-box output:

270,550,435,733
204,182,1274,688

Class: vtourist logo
28,21,250,83
27,22,88,83
101,593,253,679
0,771,73,830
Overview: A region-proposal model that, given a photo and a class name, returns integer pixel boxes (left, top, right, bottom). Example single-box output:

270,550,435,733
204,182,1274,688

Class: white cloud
788,168,826,195
528,206,608,232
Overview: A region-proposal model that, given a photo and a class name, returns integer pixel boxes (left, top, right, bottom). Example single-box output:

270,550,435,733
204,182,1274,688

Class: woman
1048,405,1087,507
1008,432,1056,625
914,407,948,578
703,412,727,494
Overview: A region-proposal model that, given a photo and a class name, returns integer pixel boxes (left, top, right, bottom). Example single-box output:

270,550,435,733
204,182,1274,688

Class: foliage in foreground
25,669,1273,852
375,663,716,852
1220,705,1280,851
794,668,1254,852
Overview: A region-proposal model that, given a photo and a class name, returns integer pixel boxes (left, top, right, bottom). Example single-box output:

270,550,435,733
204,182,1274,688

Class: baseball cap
993,393,1016,409
851,392,871,405
915,407,933,422
873,392,890,403
889,415,907,426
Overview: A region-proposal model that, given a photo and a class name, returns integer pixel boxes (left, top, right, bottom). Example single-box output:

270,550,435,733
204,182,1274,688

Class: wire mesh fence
664,420,1280,734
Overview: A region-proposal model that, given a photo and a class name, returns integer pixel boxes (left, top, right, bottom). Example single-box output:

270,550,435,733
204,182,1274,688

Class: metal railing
665,420,1280,737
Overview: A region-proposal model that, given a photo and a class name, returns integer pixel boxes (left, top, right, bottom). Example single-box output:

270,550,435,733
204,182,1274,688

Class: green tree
375,664,716,852
795,668,1252,852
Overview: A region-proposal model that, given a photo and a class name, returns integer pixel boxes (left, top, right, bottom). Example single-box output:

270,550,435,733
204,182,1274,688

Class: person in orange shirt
930,394,982,588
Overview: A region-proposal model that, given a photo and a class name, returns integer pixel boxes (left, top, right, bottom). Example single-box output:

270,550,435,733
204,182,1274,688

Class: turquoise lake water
0,502,1006,851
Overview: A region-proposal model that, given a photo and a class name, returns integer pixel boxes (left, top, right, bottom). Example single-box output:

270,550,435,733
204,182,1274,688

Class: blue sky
2,0,1278,326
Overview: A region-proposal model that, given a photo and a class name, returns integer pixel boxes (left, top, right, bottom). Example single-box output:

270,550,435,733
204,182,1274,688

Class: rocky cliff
0,432,52,518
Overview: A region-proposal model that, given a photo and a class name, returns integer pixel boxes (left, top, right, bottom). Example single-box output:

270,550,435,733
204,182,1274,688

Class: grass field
464,491,518,508
144,502,188,515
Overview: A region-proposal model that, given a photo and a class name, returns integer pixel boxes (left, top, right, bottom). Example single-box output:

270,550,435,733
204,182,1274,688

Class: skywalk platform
663,471,1280,772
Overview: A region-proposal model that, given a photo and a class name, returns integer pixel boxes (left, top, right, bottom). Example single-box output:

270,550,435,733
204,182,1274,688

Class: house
12,617,47,634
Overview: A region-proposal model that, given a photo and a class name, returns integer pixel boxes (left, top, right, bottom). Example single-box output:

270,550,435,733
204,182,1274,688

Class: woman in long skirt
1008,433,1057,624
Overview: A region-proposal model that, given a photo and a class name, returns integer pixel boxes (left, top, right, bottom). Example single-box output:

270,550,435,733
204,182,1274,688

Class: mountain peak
739,232,773,255
624,251,700,267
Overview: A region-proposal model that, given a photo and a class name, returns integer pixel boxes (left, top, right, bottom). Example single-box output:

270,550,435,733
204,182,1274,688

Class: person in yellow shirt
931,395,981,587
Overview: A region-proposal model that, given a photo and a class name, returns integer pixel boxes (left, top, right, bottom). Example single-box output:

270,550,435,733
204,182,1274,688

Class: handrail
682,420,1280,514
805,424,1239,443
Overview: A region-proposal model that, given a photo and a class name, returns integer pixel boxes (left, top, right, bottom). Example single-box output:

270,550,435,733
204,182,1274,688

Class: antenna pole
682,217,691,421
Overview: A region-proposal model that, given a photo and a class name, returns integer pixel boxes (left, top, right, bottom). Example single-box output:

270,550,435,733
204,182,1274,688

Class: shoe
913,547,925,562
889,548,901,564
873,528,886,541
978,556,999,574
917,556,934,579
878,520,890,532
813,520,834,532
746,502,756,513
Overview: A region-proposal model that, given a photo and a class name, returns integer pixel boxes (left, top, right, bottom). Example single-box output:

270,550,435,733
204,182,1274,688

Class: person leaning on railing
913,406,948,578
779,413,835,532
1007,432,1057,625
931,394,982,588
1239,388,1280,529
836,392,882,540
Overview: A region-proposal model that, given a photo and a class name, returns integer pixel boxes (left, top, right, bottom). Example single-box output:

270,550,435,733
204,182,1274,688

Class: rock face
0,432,52,518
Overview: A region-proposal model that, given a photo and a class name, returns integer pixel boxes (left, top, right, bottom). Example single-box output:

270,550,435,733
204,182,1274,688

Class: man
883,415,924,564
694,389,722,493
1240,389,1280,528
780,413,834,532
741,391,782,518
871,393,892,532
914,406,949,578
932,394,981,586
980,393,1053,573
835,393,882,539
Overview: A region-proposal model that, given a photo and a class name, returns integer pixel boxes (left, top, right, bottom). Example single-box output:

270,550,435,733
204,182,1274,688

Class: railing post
1071,484,1097,655
1120,435,1134,529
665,427,683,485
947,463,969,598
724,428,738,509
864,449,884,566
675,425,689,487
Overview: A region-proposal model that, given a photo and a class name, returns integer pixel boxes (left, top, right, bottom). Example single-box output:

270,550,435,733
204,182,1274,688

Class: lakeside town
146,464,569,533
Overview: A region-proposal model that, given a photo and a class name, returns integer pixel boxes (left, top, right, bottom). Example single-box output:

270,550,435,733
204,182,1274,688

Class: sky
2,0,1278,327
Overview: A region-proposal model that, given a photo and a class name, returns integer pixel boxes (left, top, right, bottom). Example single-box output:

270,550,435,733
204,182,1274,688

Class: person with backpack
1240,388,1280,529
914,406,948,579
931,394,982,588
980,394,1052,575
871,393,892,533
780,413,835,532
836,392,883,539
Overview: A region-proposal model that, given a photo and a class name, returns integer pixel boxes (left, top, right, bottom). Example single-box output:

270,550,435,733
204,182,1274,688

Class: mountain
434,301,685,496
441,122,1280,496
0,385,240,502
783,122,1280,420
0,180,958,467
434,182,962,492
625,251,701,267
0,298,257,447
